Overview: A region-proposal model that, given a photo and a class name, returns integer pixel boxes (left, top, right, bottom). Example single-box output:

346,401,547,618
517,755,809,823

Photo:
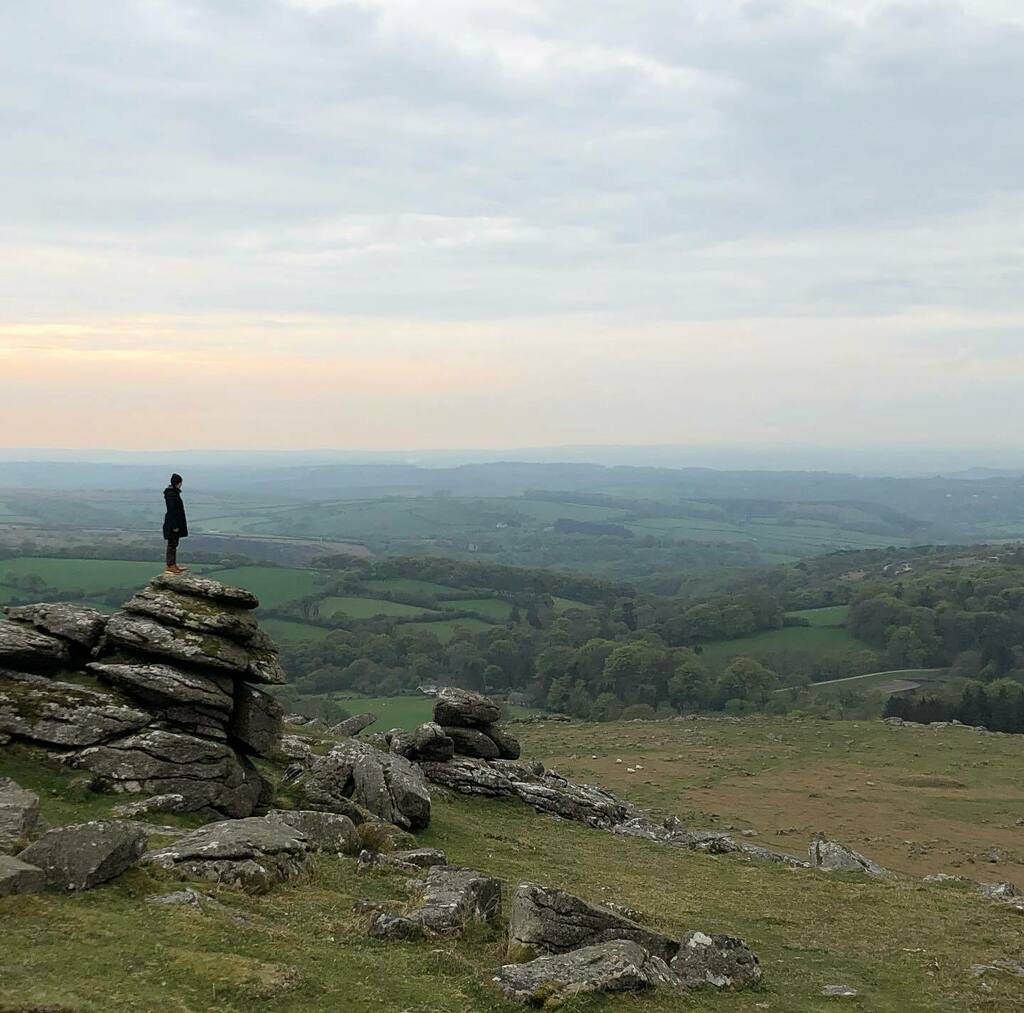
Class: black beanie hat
170,473,183,486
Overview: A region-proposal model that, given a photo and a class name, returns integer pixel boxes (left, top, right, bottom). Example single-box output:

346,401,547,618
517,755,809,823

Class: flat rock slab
296,740,431,831
0,671,151,747
4,603,107,651
420,757,516,797
508,882,678,962
369,865,502,938
444,726,500,760
495,940,673,1003
103,612,253,675
330,713,377,737
151,572,259,609
433,687,502,728
123,587,261,642
0,777,47,854
486,725,522,760
229,684,283,758
266,810,360,855
0,853,46,896
0,624,72,671
809,836,890,877
89,661,234,714
144,816,312,893
671,931,762,989
74,728,263,817
18,820,148,890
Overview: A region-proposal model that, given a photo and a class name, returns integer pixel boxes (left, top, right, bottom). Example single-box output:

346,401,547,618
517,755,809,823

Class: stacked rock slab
0,572,286,818
432,687,521,761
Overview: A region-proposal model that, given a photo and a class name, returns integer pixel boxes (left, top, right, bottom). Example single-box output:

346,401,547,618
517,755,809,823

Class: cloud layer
1,1,1022,450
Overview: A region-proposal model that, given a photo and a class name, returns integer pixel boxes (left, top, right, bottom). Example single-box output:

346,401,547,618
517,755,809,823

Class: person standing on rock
162,473,189,573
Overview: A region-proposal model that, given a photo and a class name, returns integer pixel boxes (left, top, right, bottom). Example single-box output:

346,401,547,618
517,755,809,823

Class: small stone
822,984,859,997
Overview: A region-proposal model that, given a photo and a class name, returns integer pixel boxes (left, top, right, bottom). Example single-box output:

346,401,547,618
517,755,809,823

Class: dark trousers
165,536,180,567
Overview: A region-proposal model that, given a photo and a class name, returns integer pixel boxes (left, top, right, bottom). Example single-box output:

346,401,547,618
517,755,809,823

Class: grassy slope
699,625,866,671
786,605,851,626
3,718,1024,1011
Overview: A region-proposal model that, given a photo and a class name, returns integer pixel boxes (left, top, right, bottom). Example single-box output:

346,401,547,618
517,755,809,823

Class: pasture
319,596,440,620
698,624,869,672
787,604,851,626
209,566,323,609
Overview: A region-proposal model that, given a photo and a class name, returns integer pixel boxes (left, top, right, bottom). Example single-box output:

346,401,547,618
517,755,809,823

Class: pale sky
1,1,1022,452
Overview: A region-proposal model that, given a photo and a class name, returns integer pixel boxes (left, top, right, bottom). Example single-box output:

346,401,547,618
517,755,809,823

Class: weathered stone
509,773,627,828
4,603,107,651
280,734,316,766
295,740,430,831
111,793,188,818
246,650,288,686
266,809,359,855
73,728,264,817
18,820,147,890
229,684,283,757
412,721,456,761
143,817,311,893
444,725,501,760
420,757,516,797
368,910,429,940
822,984,860,997
89,661,234,714
508,882,678,962
330,713,377,737
809,835,890,877
123,586,261,642
0,777,47,854
151,572,260,609
671,931,762,989
433,687,502,728
978,881,1020,901
104,611,252,673
0,671,151,747
0,854,46,896
495,940,673,1002
382,865,502,935
0,624,72,671
392,847,448,869
486,724,522,760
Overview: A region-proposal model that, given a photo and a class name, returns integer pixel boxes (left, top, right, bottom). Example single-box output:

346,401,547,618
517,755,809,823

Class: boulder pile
433,687,521,761
0,572,286,818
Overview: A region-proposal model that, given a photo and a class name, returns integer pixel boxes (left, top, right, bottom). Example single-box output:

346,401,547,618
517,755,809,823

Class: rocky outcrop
809,835,891,877
330,713,377,737
495,940,677,1003
431,688,521,761
143,816,313,893
419,757,517,797
390,722,456,763
0,777,47,854
508,882,678,962
266,810,360,855
0,574,286,818
18,820,148,890
294,739,430,831
368,865,502,939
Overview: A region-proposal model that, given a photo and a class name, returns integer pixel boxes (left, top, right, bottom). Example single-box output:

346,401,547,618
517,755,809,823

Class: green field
210,566,323,609
0,557,213,596
786,604,851,626
260,618,334,645
332,694,436,730
551,595,592,613
363,577,461,598
796,668,950,699
699,624,868,671
320,596,440,620
448,597,512,620
399,618,495,643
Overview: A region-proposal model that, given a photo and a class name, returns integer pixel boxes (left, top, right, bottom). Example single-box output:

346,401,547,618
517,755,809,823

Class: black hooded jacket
163,486,189,540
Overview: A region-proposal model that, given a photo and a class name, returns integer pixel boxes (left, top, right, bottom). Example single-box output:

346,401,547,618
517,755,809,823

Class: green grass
699,625,868,672
331,694,436,731
786,605,850,627
399,618,495,644
3,717,1024,1011
260,618,334,645
795,669,950,698
209,566,323,609
552,596,593,613
0,557,212,596
444,597,512,621
319,596,441,620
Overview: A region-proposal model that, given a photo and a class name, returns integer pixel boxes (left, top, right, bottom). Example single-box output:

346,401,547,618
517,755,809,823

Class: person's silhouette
162,473,189,573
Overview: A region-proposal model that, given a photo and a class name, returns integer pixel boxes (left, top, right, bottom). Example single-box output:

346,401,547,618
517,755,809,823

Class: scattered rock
392,847,448,868
508,881,678,961
280,735,317,766
822,984,860,997
495,940,673,1002
4,602,107,651
978,881,1020,901
266,809,360,855
111,793,188,818
433,687,502,727
419,757,516,798
390,722,455,763
294,740,431,831
809,835,890,877
143,817,312,893
0,777,47,854
0,853,46,896
329,713,377,737
369,865,503,938
18,820,148,890
671,931,762,989
971,960,1024,979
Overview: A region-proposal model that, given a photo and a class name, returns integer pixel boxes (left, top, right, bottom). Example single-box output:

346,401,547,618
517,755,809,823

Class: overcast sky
1,0,1022,453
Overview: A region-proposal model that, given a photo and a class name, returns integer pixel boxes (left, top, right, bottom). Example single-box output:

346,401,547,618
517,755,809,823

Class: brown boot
166,564,187,574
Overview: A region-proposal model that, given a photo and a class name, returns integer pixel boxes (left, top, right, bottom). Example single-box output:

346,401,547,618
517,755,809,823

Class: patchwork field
0,557,212,595
786,604,851,626
399,617,495,643
319,596,440,620
699,624,869,673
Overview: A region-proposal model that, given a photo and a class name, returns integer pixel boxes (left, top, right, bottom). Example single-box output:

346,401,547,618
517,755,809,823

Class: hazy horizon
3,2,1022,452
